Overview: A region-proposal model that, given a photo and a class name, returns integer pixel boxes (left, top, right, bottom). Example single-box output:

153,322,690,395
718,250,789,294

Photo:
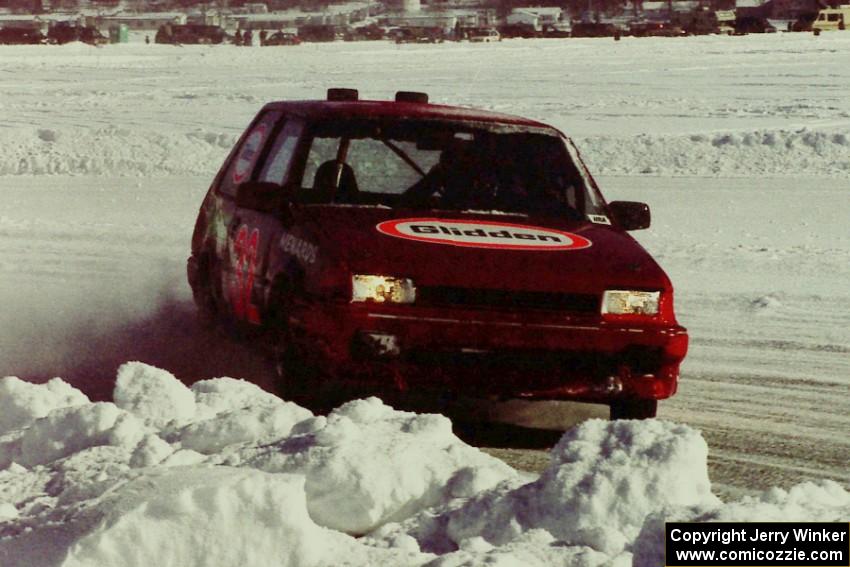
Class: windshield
292,119,605,219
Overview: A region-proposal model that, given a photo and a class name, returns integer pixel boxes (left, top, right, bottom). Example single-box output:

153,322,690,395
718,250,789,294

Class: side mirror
235,181,285,215
608,201,651,231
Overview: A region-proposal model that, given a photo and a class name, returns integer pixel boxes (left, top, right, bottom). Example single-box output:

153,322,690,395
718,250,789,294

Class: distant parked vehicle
264,31,301,45
714,10,736,34
497,23,539,38
468,28,501,42
541,23,572,37
790,12,817,31
0,26,46,44
79,26,108,45
671,8,721,35
343,24,385,41
155,24,228,45
570,22,620,37
297,24,339,42
629,21,686,36
394,27,445,44
48,22,108,45
812,5,850,31
734,16,777,34
48,22,78,44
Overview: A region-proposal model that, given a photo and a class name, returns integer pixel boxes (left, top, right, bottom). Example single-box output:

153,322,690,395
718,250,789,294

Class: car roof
261,100,561,133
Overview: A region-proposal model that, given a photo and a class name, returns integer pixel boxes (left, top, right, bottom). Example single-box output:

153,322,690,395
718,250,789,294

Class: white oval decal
376,218,592,251
232,123,268,185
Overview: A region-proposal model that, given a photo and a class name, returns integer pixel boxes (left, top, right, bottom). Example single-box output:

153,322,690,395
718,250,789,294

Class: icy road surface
0,175,846,498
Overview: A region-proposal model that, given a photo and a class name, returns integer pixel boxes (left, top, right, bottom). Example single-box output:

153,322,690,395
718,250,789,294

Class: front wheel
192,256,221,328
609,399,657,420
273,339,316,402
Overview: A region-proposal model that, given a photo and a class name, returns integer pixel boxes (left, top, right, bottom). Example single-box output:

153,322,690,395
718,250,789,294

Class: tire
267,277,320,404
193,256,220,328
273,341,312,401
609,399,658,420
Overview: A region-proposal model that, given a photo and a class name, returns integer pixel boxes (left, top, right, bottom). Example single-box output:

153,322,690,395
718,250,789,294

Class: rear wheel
609,399,658,420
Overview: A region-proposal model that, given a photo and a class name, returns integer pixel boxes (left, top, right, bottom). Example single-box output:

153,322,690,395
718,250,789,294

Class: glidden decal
376,218,592,251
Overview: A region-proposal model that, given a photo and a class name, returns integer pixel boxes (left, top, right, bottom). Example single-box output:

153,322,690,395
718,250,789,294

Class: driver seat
313,160,359,203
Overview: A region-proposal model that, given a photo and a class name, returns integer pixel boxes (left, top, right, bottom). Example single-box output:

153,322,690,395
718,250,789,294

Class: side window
259,119,304,185
565,138,605,213
218,110,281,197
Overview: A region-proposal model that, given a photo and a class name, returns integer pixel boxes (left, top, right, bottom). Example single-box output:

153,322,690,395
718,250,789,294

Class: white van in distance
812,5,850,31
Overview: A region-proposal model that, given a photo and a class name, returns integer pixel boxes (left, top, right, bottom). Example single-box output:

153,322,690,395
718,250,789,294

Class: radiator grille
416,286,599,313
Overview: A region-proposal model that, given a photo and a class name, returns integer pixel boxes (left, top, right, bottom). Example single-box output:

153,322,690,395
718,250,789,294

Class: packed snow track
1,175,846,500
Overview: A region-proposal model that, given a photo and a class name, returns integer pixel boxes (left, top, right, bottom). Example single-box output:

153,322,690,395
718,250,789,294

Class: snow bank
370,419,718,562
1,126,236,177
1,467,380,567
190,376,287,415
633,480,850,566
0,401,148,469
1,363,847,567
176,403,313,454
441,419,718,555
579,128,850,177
114,362,197,428
0,377,88,434
240,397,518,534
5,123,848,179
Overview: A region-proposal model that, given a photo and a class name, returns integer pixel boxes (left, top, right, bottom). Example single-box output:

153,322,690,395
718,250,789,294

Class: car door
223,115,304,326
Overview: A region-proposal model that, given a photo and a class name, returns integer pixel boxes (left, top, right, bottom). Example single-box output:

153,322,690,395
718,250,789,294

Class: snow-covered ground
1,35,848,565
1,35,849,177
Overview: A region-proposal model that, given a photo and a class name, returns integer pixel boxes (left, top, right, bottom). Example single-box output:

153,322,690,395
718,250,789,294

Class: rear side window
218,110,281,197
259,118,304,185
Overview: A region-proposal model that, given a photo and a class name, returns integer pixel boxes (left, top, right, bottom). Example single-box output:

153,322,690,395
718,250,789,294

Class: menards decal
376,218,592,251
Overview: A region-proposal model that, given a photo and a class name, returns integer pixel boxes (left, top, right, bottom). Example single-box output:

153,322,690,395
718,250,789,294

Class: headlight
352,275,416,304
601,290,660,316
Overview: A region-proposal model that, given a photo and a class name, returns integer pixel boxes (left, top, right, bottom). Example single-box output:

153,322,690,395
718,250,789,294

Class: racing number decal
230,224,261,324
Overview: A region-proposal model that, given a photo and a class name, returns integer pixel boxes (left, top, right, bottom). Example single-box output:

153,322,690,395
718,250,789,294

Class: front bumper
288,301,688,403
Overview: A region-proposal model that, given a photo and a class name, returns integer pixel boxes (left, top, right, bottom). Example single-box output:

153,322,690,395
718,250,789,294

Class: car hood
294,205,671,294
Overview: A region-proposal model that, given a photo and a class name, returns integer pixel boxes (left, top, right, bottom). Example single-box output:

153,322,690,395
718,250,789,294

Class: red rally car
188,89,688,419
